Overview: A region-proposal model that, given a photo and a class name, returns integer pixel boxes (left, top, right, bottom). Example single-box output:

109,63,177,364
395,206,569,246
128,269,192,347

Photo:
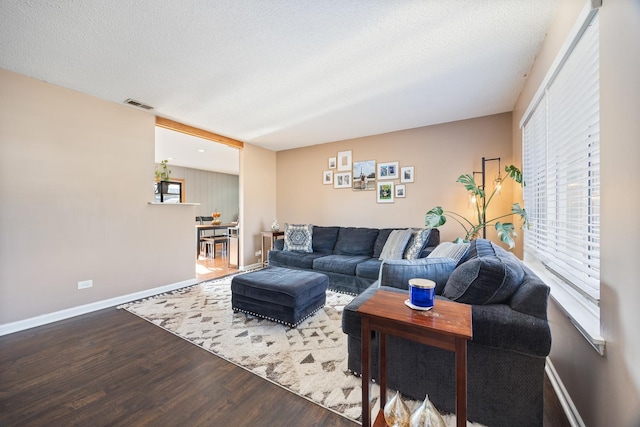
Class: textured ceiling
0,1,558,152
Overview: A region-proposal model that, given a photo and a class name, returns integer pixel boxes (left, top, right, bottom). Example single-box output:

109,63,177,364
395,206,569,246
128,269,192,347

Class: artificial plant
425,165,529,249
154,159,172,181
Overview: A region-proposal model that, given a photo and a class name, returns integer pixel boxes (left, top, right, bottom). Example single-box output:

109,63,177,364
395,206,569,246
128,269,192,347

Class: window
520,7,603,353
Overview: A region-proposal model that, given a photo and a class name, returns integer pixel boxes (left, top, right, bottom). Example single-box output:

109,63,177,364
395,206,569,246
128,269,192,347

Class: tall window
521,13,600,309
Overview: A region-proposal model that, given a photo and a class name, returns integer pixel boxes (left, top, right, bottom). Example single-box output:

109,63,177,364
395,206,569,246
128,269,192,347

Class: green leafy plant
425,165,529,249
155,159,171,181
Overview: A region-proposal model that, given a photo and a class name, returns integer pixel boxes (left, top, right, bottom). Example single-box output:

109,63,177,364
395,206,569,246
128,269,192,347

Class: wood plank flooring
0,282,570,426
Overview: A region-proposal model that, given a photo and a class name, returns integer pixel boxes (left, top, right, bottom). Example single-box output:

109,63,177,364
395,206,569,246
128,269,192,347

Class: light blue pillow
427,242,470,264
379,229,413,260
283,223,313,253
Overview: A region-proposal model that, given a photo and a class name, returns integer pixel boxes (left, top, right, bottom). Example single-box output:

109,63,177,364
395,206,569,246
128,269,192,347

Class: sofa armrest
380,258,457,294
471,303,551,357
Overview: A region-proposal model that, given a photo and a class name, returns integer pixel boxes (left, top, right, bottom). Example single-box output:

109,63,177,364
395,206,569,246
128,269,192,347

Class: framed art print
352,160,376,191
328,157,337,169
334,172,351,189
323,170,333,185
377,161,399,180
401,166,415,183
337,150,352,171
377,181,394,203
395,184,406,198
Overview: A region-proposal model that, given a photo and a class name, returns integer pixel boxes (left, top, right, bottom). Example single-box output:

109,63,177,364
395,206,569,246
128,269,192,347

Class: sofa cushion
427,242,470,264
372,228,398,259
379,229,413,260
333,227,379,256
403,228,432,259
443,253,525,305
283,223,313,252
313,254,371,276
355,259,383,280
312,226,340,254
268,250,328,269
460,238,497,262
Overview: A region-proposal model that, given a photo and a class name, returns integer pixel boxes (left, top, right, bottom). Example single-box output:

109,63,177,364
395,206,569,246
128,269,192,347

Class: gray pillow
442,254,525,304
283,223,313,253
379,229,413,260
427,242,470,264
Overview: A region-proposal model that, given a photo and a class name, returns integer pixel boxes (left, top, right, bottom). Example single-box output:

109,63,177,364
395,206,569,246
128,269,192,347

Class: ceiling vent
124,98,154,110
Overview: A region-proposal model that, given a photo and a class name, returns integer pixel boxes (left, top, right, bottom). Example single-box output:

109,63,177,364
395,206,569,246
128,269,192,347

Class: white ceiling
0,0,558,156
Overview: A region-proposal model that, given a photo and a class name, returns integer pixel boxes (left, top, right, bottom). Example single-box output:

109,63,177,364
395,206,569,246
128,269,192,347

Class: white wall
512,1,640,425
0,68,196,325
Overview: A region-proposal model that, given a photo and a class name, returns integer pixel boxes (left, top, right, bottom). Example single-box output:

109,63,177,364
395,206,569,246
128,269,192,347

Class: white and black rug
119,273,482,426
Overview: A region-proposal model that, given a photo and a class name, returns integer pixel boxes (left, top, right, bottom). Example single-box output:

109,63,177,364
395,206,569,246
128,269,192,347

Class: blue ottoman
231,267,328,327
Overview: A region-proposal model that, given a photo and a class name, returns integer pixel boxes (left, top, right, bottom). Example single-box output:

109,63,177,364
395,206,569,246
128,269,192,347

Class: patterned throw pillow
379,229,413,260
403,228,433,260
427,241,470,264
283,223,313,253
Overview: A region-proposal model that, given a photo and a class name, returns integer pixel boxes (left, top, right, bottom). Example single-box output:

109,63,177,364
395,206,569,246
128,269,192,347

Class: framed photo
337,150,352,171
377,161,399,179
334,172,351,189
328,157,337,169
323,170,333,185
395,184,406,198
401,166,415,183
352,160,376,191
377,181,394,203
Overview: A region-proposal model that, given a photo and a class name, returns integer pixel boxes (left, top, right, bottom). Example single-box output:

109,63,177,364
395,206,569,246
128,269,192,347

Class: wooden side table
358,290,472,427
261,231,284,266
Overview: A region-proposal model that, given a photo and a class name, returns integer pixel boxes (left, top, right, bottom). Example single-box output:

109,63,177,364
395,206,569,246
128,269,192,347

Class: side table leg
361,317,371,427
379,332,387,409
455,338,467,427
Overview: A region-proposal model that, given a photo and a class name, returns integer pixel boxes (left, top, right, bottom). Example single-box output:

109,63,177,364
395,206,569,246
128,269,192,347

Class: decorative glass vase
384,391,411,427
271,218,280,232
410,394,446,427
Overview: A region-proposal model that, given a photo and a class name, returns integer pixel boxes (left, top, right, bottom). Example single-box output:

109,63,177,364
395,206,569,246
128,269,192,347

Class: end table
261,230,284,266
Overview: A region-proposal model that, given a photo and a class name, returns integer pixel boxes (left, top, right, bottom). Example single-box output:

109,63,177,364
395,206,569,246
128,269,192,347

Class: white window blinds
522,13,600,302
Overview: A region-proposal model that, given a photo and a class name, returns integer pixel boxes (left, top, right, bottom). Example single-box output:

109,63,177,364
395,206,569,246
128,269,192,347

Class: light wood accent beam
155,117,243,149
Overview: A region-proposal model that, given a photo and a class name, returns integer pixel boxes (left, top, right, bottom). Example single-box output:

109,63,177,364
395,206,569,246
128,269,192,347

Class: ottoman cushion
231,267,328,327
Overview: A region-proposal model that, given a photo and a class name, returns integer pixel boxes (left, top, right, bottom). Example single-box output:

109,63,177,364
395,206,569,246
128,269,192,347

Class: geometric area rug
118,273,482,426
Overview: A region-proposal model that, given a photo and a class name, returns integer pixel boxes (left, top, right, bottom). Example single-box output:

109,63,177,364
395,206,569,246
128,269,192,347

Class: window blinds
522,13,600,302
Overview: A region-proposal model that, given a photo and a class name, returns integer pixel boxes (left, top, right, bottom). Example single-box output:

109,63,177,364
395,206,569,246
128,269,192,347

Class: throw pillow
403,228,432,260
442,254,525,305
427,242,470,264
379,229,413,260
283,223,313,253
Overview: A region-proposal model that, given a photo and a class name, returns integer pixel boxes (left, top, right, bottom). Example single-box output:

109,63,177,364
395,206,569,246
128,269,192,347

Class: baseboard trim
546,357,585,427
241,262,263,271
0,278,198,337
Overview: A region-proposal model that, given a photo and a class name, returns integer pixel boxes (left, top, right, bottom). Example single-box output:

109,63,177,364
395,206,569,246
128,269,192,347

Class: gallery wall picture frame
395,184,406,198
352,160,376,191
328,157,337,169
323,170,333,185
334,172,352,189
377,161,399,179
377,181,394,203
401,166,415,183
337,150,352,171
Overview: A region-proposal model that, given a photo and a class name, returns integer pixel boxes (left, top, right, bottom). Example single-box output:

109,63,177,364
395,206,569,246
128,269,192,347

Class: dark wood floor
0,305,570,427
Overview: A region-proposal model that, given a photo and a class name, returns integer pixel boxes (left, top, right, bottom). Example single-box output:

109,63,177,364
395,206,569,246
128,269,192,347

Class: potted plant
425,165,528,249
154,159,171,182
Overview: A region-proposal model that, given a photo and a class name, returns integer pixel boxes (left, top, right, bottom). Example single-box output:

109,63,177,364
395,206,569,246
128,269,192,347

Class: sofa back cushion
442,240,525,305
312,226,340,254
333,227,379,256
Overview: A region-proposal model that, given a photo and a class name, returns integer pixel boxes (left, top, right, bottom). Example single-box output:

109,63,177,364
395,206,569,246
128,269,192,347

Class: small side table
261,231,284,266
358,290,472,427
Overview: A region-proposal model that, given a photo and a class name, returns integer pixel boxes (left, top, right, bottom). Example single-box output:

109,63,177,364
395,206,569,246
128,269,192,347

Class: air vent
124,98,154,110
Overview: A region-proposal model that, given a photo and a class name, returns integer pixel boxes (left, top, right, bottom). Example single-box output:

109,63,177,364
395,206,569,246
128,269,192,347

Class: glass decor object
410,394,446,427
384,391,411,427
271,217,280,231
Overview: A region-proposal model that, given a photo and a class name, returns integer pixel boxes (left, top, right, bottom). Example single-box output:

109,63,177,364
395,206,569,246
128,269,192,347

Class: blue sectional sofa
268,225,440,295
341,239,552,427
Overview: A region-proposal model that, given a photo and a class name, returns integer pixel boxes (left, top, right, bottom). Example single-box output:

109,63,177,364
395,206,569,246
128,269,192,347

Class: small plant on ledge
425,165,529,249
155,159,172,182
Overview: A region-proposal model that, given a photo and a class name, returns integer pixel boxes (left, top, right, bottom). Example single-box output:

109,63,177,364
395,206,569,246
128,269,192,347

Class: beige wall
239,143,277,268
0,68,195,325
512,1,640,425
276,113,515,246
